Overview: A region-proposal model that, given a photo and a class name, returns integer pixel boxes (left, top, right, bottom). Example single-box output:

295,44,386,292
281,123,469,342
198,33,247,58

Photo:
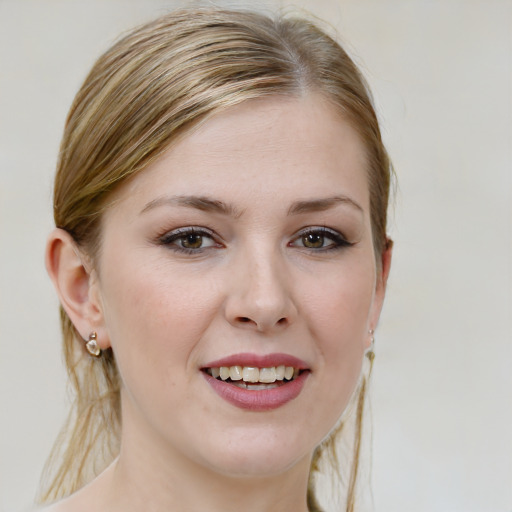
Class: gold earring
85,331,101,357
366,329,375,362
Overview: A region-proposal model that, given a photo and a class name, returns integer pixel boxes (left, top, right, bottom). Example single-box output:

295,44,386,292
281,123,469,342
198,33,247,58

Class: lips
201,353,310,411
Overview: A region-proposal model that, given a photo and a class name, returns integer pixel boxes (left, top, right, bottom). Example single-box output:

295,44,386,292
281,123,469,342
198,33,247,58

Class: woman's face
91,94,388,478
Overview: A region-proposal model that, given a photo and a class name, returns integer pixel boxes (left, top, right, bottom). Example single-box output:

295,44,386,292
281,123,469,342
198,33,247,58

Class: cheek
99,257,222,388
299,262,375,422
302,261,375,349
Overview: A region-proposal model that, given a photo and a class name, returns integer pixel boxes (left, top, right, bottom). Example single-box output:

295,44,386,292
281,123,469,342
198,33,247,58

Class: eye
179,232,209,249
302,232,327,249
158,227,219,253
290,227,352,251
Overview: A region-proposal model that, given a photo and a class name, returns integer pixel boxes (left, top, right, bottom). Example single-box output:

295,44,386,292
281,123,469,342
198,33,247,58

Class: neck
110,457,311,512
104,445,312,512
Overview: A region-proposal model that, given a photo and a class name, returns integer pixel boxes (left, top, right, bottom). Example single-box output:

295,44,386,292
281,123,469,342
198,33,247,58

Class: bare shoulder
35,495,83,512
35,502,69,512
33,464,114,512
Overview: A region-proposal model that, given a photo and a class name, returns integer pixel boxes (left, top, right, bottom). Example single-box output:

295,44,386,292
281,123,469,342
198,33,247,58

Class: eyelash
158,227,220,255
157,226,352,254
289,227,352,252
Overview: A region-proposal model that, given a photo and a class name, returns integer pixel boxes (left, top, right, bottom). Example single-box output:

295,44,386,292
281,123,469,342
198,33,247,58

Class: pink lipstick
201,353,310,411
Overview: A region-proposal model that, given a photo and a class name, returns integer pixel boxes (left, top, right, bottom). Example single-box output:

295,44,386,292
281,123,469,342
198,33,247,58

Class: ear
368,238,393,336
45,228,110,349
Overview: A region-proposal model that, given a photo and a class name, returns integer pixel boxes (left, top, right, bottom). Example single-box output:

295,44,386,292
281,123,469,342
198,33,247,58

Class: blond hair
40,7,392,511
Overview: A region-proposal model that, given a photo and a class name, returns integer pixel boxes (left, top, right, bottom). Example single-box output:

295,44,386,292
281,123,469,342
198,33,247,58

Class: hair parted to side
40,7,392,511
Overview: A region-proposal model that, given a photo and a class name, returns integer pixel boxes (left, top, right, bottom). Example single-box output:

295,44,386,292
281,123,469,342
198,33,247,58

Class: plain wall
1,1,511,511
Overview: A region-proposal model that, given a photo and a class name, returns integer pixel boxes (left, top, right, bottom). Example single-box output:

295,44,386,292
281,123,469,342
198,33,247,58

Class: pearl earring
366,329,375,362
85,331,101,357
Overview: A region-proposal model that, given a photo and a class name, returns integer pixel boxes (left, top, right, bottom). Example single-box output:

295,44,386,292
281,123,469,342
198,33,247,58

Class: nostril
234,316,289,329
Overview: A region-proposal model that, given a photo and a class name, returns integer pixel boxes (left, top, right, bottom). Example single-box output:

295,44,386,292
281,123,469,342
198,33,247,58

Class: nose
224,247,298,333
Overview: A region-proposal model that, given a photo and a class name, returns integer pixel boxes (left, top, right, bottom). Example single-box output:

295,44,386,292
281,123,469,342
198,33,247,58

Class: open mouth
203,365,304,390
201,358,311,410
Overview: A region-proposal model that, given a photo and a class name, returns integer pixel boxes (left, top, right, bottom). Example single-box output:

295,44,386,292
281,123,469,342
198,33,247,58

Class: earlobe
45,228,109,348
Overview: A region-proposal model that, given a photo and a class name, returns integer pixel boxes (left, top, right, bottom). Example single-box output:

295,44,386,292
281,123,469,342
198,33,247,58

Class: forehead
115,93,370,213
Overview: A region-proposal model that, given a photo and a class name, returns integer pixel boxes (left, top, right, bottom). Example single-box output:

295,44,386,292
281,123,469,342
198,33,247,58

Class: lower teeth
214,377,294,389
231,381,282,390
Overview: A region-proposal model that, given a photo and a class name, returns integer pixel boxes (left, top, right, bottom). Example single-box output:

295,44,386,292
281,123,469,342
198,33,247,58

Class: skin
46,93,391,512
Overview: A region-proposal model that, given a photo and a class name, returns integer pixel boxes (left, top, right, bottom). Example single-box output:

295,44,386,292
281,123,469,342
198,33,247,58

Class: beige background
1,0,511,511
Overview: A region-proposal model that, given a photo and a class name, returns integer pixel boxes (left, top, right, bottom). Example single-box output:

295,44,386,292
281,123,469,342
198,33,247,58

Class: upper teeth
209,365,298,383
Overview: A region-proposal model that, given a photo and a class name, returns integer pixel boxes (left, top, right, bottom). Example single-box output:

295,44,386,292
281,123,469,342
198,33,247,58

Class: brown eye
159,227,218,253
181,233,203,249
302,233,325,248
290,227,352,252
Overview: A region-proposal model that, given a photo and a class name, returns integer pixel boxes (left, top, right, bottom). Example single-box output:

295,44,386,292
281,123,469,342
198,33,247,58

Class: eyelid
158,226,215,242
289,226,352,250
157,226,222,252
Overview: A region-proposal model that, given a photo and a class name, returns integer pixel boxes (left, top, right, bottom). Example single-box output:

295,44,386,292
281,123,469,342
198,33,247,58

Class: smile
205,365,300,388
201,354,310,411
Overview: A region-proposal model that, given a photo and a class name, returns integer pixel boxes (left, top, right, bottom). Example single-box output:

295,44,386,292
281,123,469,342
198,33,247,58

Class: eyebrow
140,195,244,218
287,196,364,215
140,194,363,217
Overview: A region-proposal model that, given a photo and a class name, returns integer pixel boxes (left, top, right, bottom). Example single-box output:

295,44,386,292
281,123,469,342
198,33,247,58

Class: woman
40,7,392,512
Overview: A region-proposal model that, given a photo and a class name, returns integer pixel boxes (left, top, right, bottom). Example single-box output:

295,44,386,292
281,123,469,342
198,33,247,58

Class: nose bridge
226,239,296,332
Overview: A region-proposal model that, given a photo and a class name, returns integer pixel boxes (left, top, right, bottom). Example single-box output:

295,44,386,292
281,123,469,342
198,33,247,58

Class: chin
206,452,309,480
195,425,314,478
